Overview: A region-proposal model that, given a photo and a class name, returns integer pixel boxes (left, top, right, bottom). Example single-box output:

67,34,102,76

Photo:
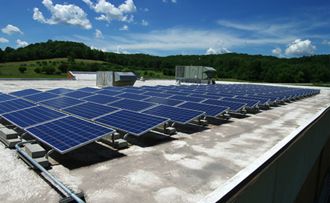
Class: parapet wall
201,106,330,203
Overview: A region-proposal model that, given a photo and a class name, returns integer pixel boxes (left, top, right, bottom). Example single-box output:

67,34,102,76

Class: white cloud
0,37,9,43
285,39,316,56
83,0,136,23
322,40,330,45
1,24,23,35
16,39,29,47
141,19,149,26
95,29,103,39
72,27,296,56
272,48,282,57
120,25,129,31
116,46,130,54
206,47,230,55
162,0,177,3
33,0,92,29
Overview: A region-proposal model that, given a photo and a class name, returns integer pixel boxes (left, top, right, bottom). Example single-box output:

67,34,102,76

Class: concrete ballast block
25,143,46,158
0,128,19,139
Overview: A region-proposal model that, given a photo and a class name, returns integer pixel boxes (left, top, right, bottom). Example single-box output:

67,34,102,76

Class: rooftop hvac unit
175,66,217,84
97,71,137,87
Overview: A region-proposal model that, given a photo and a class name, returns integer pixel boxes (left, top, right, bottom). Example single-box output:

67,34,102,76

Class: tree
42,66,56,75
18,67,27,73
34,67,41,73
58,63,68,73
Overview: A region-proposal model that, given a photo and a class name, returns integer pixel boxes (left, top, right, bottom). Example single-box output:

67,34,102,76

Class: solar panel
63,102,118,119
77,87,100,93
0,99,36,115
95,110,168,136
64,91,94,99
202,99,246,112
96,89,122,96
121,88,146,94
26,116,114,154
142,92,172,98
116,93,151,101
169,95,206,103
189,93,221,100
10,89,42,97
142,105,204,124
46,88,73,95
177,102,228,117
0,93,16,102
1,106,66,128
221,97,259,108
23,92,59,102
40,96,84,109
109,98,156,112
143,96,184,106
82,94,121,104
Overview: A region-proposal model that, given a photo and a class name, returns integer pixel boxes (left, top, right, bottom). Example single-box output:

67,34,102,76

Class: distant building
67,71,96,80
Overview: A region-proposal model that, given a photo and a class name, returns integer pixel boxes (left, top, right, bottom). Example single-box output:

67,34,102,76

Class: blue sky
0,0,329,57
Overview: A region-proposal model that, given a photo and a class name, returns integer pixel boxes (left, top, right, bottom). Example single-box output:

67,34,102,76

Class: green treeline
0,40,329,83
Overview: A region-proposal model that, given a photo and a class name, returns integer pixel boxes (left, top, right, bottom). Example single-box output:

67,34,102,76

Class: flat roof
0,79,329,202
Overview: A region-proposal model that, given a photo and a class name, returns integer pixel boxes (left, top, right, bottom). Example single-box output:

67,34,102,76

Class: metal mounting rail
15,141,85,203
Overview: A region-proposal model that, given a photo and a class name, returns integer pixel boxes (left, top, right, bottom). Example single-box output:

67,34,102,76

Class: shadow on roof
49,142,126,170
125,131,177,148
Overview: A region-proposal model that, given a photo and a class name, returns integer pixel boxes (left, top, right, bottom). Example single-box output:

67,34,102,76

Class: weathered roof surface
0,79,329,202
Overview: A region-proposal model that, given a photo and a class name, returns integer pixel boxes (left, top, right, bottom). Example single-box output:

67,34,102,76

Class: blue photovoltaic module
95,110,168,136
63,90,93,99
108,98,156,112
142,105,204,124
1,106,66,128
177,102,228,117
23,92,59,102
26,116,114,154
10,89,42,97
63,102,118,119
0,99,36,114
40,96,84,109
82,94,121,104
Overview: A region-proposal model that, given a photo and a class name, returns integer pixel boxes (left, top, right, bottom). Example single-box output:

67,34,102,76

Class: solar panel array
0,84,319,153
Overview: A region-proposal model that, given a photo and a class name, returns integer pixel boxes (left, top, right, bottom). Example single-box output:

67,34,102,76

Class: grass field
0,58,105,79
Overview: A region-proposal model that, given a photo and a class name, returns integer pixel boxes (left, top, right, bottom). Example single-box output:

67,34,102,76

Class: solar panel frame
1,106,67,129
108,98,156,112
10,89,42,97
0,99,36,115
46,88,74,95
62,102,119,119
0,93,16,102
169,95,207,103
142,91,172,98
82,94,121,104
177,102,229,117
95,89,123,96
143,96,185,106
116,92,151,101
25,116,115,154
95,109,168,136
39,96,85,109
63,90,94,99
202,99,246,112
23,92,59,102
142,104,205,124
77,87,100,93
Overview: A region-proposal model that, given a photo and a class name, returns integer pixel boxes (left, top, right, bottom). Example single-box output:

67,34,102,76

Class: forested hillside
0,40,329,83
